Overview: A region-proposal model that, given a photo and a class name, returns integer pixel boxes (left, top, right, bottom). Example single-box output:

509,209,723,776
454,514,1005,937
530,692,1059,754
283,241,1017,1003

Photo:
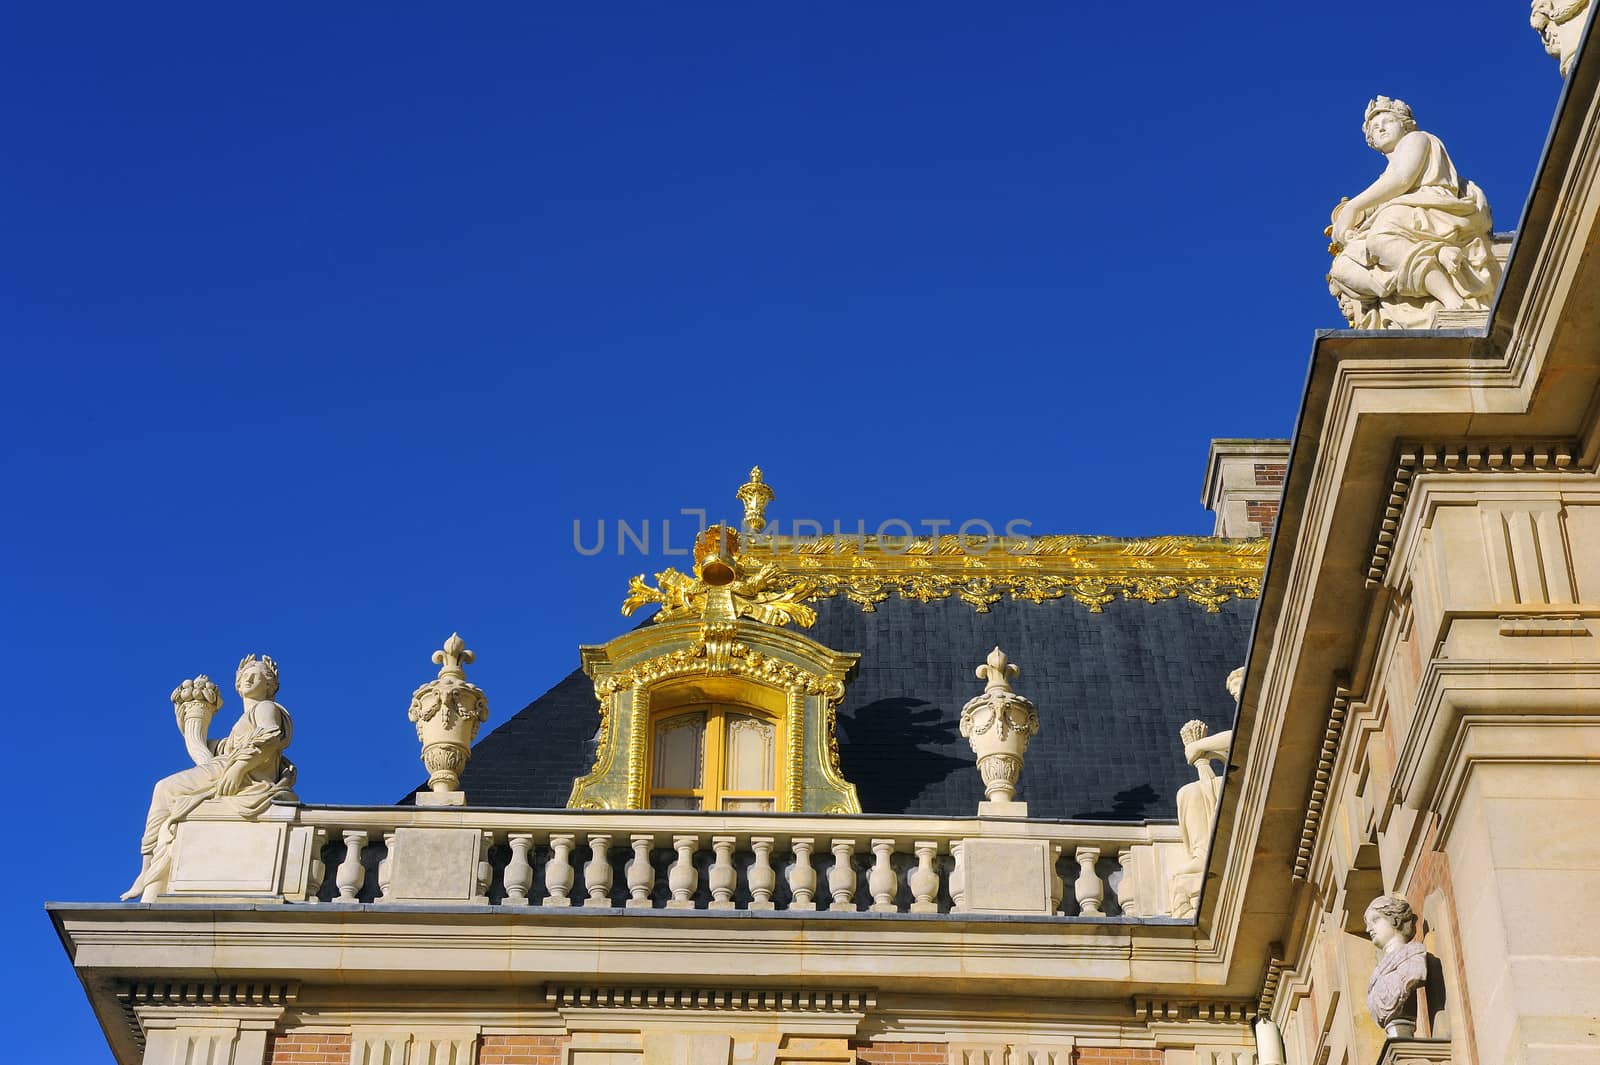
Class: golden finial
736,465,775,533
431,632,475,679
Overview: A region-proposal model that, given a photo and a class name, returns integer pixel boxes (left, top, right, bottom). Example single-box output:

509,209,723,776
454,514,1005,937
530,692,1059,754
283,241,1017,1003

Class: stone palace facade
50,12,1600,1065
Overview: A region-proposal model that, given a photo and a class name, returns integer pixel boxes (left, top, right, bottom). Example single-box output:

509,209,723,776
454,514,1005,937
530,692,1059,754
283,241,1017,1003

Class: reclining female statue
122,654,297,901
1327,97,1500,329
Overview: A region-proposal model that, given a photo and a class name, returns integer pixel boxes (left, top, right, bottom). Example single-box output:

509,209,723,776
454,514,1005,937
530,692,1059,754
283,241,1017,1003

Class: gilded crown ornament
622,471,816,627
624,524,820,628
959,647,1041,812
407,632,491,804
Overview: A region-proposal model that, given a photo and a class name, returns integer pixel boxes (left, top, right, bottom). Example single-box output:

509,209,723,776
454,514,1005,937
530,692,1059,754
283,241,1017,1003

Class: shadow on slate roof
444,594,1254,820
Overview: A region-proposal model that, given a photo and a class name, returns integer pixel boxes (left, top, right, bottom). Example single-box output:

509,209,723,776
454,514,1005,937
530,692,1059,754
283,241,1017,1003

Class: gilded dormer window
571,622,858,813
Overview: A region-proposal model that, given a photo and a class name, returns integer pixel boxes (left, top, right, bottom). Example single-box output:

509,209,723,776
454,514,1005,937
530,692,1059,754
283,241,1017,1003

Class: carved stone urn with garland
407,633,491,805
959,647,1041,814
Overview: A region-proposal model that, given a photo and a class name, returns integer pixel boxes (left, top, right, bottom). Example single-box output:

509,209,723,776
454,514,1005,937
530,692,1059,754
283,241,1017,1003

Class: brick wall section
1253,462,1286,487
479,1035,569,1065
853,1042,948,1064
1407,818,1479,1063
1074,1050,1165,1063
269,1033,351,1064
1246,499,1280,528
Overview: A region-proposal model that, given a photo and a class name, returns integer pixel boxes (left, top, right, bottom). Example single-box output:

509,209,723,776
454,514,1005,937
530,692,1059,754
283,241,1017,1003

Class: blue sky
2,3,1562,1059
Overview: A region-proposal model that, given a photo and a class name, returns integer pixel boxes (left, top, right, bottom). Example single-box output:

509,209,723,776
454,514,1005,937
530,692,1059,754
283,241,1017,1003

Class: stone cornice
49,903,1225,998
1365,440,1579,587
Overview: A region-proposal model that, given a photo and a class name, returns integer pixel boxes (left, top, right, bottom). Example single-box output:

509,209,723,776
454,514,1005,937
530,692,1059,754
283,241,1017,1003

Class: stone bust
1365,894,1429,1037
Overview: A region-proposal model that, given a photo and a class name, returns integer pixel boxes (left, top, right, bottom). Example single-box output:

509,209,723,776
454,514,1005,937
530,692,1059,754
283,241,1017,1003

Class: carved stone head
1364,894,1418,951
1362,96,1417,152
235,654,280,699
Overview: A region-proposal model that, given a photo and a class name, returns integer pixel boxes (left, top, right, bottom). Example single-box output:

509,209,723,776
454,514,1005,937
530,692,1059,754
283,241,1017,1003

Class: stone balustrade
148,801,1187,918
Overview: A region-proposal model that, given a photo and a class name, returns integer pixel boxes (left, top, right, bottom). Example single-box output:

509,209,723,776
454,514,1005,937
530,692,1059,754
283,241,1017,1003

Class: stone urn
407,633,490,803
959,647,1041,805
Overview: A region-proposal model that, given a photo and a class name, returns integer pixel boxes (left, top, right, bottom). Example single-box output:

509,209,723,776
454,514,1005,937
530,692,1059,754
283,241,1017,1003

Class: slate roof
449,594,1253,821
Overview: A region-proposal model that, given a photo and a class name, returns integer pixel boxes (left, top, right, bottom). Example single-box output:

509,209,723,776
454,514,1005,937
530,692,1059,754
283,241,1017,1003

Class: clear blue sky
2,3,1560,1059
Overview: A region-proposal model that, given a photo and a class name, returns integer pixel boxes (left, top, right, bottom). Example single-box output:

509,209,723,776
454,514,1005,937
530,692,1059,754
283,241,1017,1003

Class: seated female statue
1328,97,1500,329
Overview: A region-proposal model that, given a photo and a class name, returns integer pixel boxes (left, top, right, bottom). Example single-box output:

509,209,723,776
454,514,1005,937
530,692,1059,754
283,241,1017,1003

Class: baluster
909,841,939,913
827,838,858,910
544,833,576,906
377,831,397,903
583,833,614,907
475,830,493,904
709,836,738,910
335,830,368,904
748,837,776,910
868,839,897,912
950,841,967,912
1116,848,1138,917
305,828,329,904
1049,843,1065,914
787,838,817,911
667,835,699,909
504,834,534,906
1074,845,1104,916
625,834,655,909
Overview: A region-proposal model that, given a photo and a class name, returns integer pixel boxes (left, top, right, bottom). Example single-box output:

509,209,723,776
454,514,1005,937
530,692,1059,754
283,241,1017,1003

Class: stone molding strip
1134,998,1257,1023
116,981,298,1052
118,981,299,1009
1293,687,1353,881
544,986,875,1013
1366,440,1576,587
1256,952,1286,1018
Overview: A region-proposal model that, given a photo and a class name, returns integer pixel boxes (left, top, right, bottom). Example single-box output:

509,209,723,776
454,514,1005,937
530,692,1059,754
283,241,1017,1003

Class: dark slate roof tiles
445,593,1253,820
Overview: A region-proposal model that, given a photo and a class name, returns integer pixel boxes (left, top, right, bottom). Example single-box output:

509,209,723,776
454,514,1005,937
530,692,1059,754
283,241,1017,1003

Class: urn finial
960,647,1040,814
737,465,775,533
409,632,491,805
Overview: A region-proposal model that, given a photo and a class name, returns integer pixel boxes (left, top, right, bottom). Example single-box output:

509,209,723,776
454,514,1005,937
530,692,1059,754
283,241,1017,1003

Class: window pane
721,797,774,812
650,795,703,811
722,713,775,792
653,711,705,791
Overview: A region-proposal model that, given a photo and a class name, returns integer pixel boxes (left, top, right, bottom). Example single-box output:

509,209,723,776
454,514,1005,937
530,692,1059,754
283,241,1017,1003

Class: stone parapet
145,801,1184,919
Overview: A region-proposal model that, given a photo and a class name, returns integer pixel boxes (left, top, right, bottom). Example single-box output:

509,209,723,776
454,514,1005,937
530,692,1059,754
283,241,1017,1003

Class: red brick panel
1246,500,1280,528
479,1034,569,1065
853,1042,949,1064
1253,463,1286,487
1074,1050,1165,1063
269,1032,352,1064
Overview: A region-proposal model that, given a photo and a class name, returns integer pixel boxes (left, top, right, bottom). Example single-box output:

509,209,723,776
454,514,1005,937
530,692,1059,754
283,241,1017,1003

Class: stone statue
1531,0,1592,76
1365,894,1430,1037
1327,97,1500,329
122,655,297,901
1169,668,1239,918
